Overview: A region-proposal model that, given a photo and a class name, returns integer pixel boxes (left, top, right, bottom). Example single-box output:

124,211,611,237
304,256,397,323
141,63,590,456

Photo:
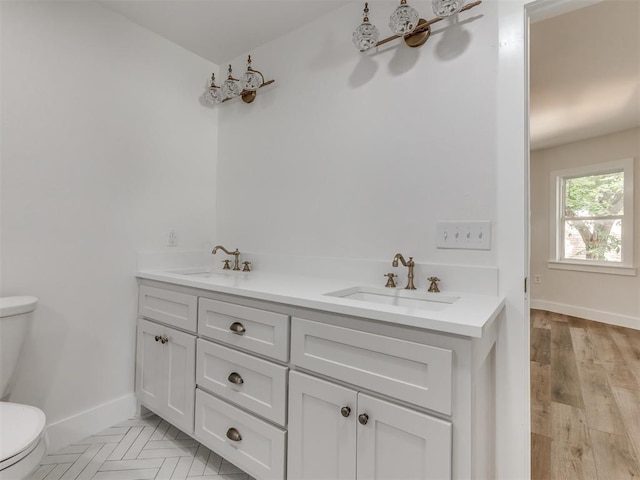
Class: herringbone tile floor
28,414,254,480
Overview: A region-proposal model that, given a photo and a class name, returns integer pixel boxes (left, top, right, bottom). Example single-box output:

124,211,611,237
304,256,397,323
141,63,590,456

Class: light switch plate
436,221,491,250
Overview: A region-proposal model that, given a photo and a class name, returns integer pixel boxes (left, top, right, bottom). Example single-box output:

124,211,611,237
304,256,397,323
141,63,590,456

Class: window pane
564,171,624,217
564,219,622,262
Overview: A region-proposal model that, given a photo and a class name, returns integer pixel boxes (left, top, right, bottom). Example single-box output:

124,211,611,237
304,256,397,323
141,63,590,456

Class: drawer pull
340,406,351,418
229,322,246,335
227,372,244,385
226,427,242,442
358,413,369,425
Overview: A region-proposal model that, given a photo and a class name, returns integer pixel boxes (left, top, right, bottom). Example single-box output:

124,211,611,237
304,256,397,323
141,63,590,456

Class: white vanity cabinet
135,278,499,480
288,371,452,480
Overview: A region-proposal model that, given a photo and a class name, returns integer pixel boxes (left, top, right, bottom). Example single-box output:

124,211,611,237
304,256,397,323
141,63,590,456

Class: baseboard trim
531,300,640,330
45,393,137,452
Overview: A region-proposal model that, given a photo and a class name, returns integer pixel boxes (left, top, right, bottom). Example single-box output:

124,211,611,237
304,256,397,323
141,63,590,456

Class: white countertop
136,268,505,338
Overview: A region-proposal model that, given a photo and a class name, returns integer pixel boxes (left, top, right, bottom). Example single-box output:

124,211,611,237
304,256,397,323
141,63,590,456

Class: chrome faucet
212,245,241,271
392,253,416,290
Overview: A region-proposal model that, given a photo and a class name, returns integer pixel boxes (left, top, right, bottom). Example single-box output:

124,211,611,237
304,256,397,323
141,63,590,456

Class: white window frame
549,158,635,276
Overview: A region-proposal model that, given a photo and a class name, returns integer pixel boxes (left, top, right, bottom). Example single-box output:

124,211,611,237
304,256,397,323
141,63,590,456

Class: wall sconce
353,0,481,52
204,55,275,105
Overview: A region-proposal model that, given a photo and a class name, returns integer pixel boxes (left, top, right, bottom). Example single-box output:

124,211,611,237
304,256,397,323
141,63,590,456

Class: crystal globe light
353,22,380,52
241,56,264,91
221,65,242,99
241,70,263,91
389,0,420,36
204,88,223,104
352,3,379,52
432,0,465,17
203,73,223,104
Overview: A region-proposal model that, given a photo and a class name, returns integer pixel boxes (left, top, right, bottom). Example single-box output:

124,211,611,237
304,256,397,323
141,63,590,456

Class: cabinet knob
227,372,244,385
358,413,369,425
160,335,168,344
226,427,242,442
340,406,351,418
229,322,246,335
154,335,161,342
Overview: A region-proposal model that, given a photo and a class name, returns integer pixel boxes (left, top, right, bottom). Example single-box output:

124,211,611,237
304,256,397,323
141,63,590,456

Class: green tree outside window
563,171,624,261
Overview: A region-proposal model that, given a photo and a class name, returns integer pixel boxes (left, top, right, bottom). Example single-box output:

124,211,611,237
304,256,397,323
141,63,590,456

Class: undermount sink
165,268,231,279
325,286,459,311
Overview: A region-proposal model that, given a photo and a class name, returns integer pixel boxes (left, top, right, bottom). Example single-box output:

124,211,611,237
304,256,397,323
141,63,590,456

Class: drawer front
197,339,288,426
198,298,289,362
291,317,453,415
139,285,197,333
195,389,286,480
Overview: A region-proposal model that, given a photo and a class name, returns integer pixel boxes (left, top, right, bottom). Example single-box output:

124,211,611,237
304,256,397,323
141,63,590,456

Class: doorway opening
527,0,640,476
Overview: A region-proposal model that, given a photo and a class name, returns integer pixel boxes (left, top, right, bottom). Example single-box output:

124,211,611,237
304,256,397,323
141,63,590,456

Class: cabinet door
288,371,357,480
162,326,196,434
356,394,452,480
136,319,164,413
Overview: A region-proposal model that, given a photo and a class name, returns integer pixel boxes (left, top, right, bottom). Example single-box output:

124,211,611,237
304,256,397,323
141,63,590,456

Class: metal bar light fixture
353,0,482,52
204,55,275,105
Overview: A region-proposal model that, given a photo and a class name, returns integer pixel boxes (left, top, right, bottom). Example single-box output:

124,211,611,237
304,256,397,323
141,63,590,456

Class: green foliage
564,172,624,261
565,172,624,217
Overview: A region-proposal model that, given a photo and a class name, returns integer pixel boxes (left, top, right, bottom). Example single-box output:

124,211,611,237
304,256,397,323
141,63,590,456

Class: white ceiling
100,0,347,66
530,0,640,150
101,0,638,151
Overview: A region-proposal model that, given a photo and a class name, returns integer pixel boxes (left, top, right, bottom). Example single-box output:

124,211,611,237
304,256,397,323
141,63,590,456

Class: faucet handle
427,276,440,293
242,261,252,272
222,260,231,270
384,273,398,288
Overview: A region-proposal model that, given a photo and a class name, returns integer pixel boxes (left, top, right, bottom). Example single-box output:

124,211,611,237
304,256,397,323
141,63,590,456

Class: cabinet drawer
197,339,288,426
139,285,197,333
198,298,289,362
291,317,453,415
195,389,286,480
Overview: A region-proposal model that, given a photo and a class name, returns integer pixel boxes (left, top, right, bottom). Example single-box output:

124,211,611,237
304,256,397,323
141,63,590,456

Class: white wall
531,127,640,327
0,1,218,444
217,1,499,267
216,2,530,478
0,2,536,477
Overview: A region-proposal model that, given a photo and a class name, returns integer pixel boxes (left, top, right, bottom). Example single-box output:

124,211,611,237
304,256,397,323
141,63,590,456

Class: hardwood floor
531,309,640,479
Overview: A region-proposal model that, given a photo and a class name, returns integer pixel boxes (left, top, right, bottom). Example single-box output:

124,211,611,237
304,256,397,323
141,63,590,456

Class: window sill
547,261,637,276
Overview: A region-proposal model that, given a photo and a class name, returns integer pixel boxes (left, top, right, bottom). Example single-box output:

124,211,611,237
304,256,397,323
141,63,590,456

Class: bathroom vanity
135,268,504,480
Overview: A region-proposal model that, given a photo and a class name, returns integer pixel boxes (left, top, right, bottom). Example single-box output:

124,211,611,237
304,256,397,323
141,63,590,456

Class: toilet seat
0,402,46,474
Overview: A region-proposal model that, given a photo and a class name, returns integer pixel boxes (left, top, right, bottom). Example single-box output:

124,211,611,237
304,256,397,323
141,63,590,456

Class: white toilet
0,297,47,480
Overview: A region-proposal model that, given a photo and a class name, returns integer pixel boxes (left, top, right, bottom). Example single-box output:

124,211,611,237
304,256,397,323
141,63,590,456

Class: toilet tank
0,297,38,399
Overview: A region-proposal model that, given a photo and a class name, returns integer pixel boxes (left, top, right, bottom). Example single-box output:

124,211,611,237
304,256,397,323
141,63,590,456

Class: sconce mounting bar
375,0,481,49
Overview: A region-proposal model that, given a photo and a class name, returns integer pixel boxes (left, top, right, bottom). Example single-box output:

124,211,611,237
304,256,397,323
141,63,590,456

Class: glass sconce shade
432,0,465,17
221,78,242,99
204,73,223,104
241,57,264,91
241,70,263,91
353,22,380,51
388,1,420,35
221,65,242,99
353,3,379,52
204,87,223,104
